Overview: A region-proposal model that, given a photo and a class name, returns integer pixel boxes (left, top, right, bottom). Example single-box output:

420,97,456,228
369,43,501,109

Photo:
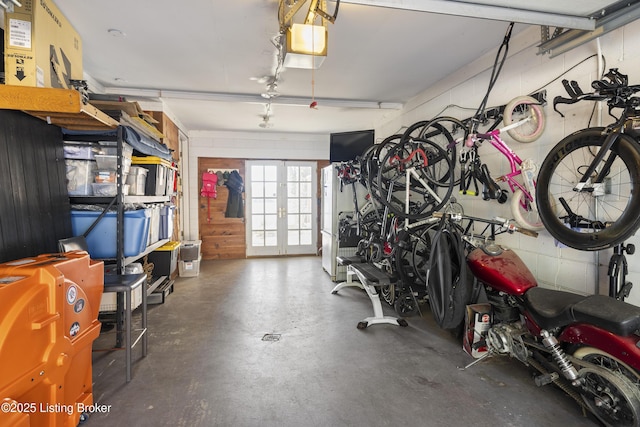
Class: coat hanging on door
201,171,218,222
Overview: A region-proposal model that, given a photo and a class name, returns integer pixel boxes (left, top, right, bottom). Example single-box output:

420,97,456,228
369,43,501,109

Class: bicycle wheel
403,116,466,186
511,188,544,230
503,95,545,143
367,134,401,203
376,138,454,220
536,128,640,251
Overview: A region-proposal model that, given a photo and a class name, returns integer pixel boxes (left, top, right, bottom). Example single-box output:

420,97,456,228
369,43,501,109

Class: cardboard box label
8,18,31,48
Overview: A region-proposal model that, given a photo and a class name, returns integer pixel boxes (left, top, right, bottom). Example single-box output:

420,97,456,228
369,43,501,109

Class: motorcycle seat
523,287,586,330
571,295,640,336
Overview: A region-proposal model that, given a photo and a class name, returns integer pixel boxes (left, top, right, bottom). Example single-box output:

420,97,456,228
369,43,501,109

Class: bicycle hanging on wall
536,68,640,251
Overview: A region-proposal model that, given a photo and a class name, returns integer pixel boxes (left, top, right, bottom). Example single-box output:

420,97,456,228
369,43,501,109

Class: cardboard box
463,303,492,359
4,0,82,88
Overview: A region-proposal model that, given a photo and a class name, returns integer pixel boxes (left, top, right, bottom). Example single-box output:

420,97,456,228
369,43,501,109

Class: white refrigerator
321,164,364,281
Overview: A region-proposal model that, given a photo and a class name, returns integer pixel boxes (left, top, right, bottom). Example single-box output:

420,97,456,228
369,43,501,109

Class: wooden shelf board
0,85,118,130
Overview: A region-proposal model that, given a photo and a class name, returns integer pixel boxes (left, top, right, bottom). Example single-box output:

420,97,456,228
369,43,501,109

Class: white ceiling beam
338,0,597,30
103,87,403,110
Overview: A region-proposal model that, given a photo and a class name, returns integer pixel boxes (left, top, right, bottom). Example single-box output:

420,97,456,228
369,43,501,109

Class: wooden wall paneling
149,111,181,243
198,158,246,259
149,111,179,161
0,110,71,263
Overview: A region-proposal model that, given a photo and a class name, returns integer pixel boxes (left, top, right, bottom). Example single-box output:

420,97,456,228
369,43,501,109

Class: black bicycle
536,68,640,251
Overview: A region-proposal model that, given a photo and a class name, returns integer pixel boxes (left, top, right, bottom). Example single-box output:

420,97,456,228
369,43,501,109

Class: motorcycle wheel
578,365,640,427
573,347,640,387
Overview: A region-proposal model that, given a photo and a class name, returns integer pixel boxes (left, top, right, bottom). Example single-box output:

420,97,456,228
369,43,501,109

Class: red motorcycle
426,213,640,426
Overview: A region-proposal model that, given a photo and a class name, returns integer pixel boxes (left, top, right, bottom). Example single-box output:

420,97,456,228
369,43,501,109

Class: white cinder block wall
183,21,640,308
374,22,640,307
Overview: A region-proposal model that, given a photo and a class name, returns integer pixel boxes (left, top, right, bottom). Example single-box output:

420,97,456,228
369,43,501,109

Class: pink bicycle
402,95,546,229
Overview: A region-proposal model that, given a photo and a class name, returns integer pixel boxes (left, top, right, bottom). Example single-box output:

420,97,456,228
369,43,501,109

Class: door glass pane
288,182,299,197
288,214,299,229
288,166,299,181
265,214,277,230
300,230,312,245
265,166,277,181
300,198,311,213
252,165,264,181
251,182,264,197
288,230,299,245
252,231,264,246
252,199,264,214
252,214,265,229
300,214,312,229
300,182,312,197
265,182,277,197
265,231,277,246
288,199,299,214
300,166,312,181
265,198,277,214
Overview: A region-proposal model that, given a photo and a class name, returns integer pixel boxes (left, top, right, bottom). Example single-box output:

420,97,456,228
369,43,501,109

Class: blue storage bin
71,209,151,258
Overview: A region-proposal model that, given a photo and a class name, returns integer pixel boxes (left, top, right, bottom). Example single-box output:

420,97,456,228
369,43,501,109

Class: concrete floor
87,256,599,427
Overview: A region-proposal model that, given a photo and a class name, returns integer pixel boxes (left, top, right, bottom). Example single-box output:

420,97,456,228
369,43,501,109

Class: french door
245,160,317,256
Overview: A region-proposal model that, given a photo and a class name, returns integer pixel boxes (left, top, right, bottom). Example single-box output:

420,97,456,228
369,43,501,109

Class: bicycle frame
471,116,538,211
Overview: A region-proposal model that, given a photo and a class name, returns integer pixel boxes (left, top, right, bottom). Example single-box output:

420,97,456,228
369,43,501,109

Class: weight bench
332,256,408,329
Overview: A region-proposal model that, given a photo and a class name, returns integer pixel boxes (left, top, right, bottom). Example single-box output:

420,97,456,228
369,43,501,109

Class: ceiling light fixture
278,0,340,69
283,24,327,69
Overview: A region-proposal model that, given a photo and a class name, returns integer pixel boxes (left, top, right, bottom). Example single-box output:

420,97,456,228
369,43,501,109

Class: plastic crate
66,159,96,196
179,255,201,277
126,166,148,195
179,240,202,260
71,209,151,258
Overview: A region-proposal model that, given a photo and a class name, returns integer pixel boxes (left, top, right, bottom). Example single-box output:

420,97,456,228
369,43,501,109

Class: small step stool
331,256,408,329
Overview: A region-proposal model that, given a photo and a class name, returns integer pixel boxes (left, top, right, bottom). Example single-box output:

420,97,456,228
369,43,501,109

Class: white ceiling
51,0,625,135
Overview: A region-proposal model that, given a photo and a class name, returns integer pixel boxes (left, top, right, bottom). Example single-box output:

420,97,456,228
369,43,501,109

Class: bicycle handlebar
553,68,640,117
432,211,538,238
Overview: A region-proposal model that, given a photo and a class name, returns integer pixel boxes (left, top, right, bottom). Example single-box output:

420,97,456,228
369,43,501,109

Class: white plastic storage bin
126,166,148,195
179,255,201,277
95,155,132,175
97,141,134,158
99,285,142,311
147,205,161,246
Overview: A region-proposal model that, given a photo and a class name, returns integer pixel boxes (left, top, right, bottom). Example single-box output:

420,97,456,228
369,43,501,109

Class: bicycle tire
511,188,544,230
503,95,545,143
402,116,466,186
367,134,401,203
376,138,454,220
536,128,640,251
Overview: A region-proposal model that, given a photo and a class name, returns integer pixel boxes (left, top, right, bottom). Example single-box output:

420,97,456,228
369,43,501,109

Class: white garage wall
373,22,640,307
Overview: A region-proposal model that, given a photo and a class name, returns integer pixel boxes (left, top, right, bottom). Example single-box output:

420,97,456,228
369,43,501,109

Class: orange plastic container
0,252,103,427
